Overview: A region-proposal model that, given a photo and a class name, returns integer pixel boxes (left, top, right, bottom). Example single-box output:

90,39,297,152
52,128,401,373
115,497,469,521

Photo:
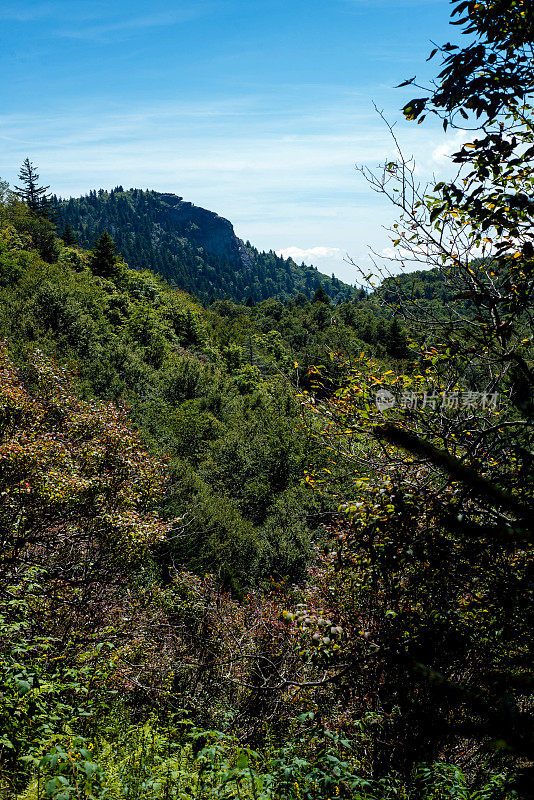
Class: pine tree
15,158,54,218
385,318,409,359
89,231,121,279
61,223,76,246
312,284,330,305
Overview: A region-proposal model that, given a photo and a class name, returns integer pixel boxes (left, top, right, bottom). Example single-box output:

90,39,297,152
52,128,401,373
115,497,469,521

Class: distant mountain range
57,188,353,303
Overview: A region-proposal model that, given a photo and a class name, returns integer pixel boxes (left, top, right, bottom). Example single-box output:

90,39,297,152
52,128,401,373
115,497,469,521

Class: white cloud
277,246,343,261
431,130,469,165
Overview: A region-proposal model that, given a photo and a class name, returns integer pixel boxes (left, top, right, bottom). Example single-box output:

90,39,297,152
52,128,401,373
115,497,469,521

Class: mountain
57,187,353,303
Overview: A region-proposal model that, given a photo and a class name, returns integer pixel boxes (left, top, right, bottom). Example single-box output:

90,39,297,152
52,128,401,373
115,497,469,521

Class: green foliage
0,583,118,798
5,21,534,786
403,0,534,125
0,186,340,587
287,0,534,788
0,183,59,263
60,223,76,246
0,224,27,286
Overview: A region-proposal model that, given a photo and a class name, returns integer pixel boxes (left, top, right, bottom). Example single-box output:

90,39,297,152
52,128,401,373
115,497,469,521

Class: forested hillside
57,188,353,303
2,1,534,798
1,182,414,588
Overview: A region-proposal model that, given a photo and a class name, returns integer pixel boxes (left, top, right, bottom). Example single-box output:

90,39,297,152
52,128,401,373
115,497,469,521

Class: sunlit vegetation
1,2,534,797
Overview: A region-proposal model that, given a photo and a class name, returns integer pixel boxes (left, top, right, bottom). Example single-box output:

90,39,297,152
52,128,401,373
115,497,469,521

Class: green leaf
0,736,14,749
84,762,97,777
396,76,416,88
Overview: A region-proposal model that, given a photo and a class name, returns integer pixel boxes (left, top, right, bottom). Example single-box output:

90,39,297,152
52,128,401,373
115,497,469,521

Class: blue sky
1,0,461,282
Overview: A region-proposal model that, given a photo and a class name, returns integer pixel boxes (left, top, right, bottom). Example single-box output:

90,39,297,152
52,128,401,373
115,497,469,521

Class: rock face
154,192,244,267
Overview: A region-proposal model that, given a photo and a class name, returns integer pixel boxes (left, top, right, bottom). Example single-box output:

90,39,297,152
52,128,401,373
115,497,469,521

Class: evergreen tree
385,317,409,359
61,223,76,246
312,285,330,304
15,158,54,218
89,231,121,279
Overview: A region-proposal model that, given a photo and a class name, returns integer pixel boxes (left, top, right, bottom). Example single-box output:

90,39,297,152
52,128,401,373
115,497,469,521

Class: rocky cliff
152,192,246,267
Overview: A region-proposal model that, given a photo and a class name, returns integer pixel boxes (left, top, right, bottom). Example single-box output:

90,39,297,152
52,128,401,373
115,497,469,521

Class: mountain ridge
57,187,353,304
